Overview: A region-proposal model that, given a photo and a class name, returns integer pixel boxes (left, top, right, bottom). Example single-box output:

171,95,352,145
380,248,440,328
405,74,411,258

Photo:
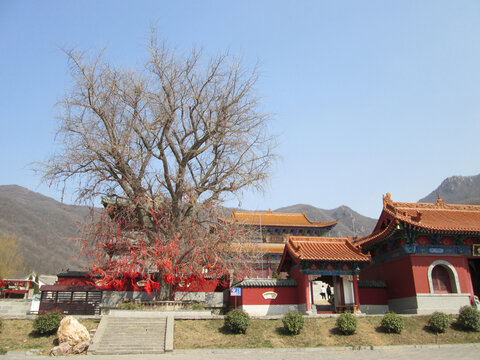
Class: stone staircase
89,312,173,355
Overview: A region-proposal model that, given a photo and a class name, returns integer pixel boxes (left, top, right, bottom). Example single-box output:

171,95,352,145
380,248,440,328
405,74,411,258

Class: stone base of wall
240,304,300,316
101,291,155,307
175,292,226,308
388,294,471,314
0,299,32,318
359,304,389,314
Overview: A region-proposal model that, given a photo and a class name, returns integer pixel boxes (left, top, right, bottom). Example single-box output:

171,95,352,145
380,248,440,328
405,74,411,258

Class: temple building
227,195,480,316
219,209,337,277
355,193,480,314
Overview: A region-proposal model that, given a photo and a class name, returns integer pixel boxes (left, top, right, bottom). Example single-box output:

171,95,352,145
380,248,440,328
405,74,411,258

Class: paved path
5,344,480,360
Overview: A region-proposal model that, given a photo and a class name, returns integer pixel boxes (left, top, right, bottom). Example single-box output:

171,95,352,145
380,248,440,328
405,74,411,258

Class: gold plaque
473,244,480,257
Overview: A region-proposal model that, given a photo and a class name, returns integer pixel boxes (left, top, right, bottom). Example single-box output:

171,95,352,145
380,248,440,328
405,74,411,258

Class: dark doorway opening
468,259,480,298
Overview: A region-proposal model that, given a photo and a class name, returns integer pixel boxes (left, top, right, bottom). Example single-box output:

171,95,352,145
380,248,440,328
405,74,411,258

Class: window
431,265,452,294
428,260,460,294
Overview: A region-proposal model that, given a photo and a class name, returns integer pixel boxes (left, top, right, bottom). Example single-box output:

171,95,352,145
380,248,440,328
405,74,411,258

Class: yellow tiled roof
219,209,337,228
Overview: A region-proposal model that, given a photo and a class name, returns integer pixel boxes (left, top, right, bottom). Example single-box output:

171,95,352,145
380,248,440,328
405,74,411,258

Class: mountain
418,174,480,205
0,185,377,277
0,185,92,276
275,204,377,238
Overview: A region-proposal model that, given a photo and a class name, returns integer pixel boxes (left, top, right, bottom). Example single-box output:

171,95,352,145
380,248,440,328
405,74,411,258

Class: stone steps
89,315,169,354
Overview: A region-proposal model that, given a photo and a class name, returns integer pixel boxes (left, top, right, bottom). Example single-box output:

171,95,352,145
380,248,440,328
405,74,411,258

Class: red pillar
338,277,345,306
304,275,311,312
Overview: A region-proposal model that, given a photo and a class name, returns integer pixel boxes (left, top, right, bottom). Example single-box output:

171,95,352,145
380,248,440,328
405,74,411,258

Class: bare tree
41,34,276,297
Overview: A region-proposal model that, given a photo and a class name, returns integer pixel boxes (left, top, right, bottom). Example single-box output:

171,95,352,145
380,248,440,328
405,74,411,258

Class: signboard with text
230,287,242,297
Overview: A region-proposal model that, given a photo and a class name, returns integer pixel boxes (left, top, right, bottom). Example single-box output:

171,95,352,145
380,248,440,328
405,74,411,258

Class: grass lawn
174,316,480,349
2,315,479,354
0,319,99,355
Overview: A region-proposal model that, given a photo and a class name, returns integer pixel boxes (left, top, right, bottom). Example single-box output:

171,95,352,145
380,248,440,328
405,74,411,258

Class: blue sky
1,1,480,218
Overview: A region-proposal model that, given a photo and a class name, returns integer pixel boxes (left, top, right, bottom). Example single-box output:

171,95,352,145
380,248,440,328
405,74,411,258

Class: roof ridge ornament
411,210,422,222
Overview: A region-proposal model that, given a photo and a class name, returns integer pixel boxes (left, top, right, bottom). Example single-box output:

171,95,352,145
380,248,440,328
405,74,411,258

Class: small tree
457,306,480,332
33,312,63,335
336,312,357,335
224,309,250,334
282,311,304,335
381,312,404,334
428,312,450,334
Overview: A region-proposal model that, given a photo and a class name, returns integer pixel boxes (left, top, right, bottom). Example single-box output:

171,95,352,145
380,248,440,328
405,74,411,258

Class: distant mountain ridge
418,174,480,205
275,204,377,238
0,185,378,276
3,174,479,276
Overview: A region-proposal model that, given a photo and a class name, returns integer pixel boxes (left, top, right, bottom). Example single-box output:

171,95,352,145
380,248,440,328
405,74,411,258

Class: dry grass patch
175,316,480,349
0,319,99,355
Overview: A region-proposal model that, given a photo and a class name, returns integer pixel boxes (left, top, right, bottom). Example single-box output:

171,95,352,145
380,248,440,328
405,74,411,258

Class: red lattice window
432,265,452,294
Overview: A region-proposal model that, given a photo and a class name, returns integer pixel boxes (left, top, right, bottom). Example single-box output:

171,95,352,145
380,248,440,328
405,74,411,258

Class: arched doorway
431,265,452,294
427,260,460,294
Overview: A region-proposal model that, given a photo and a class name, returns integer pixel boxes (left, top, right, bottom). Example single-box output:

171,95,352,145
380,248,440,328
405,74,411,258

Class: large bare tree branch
38,33,277,297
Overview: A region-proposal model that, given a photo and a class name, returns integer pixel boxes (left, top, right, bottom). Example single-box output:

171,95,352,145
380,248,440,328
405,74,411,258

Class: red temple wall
360,254,475,300
410,255,473,294
358,287,388,305
174,279,220,292
56,277,90,286
359,256,416,300
289,267,310,309
229,287,298,307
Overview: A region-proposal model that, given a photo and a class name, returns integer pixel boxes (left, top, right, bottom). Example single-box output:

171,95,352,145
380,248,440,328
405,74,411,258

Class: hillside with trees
0,185,90,276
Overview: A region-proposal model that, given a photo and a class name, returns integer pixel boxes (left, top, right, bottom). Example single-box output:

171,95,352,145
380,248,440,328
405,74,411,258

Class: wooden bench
335,304,359,313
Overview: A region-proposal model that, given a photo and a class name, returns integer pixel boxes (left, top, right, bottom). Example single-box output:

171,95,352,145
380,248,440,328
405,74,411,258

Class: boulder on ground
50,342,72,356
56,316,91,346
72,340,90,354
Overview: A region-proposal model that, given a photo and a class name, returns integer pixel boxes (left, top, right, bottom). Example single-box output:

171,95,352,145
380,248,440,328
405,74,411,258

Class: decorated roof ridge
357,193,480,248
283,235,370,264
218,209,338,228
235,278,297,288
383,192,480,212
354,218,397,247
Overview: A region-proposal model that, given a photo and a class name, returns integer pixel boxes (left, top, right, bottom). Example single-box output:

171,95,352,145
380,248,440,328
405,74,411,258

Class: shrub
224,309,250,334
457,306,480,332
381,312,404,334
0,318,2,333
191,302,205,311
282,311,305,335
118,301,140,310
428,312,450,333
33,311,63,335
336,312,357,335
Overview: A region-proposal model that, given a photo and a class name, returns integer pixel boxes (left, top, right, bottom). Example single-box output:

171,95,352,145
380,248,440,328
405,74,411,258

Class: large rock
72,340,90,354
56,316,91,347
50,342,72,356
